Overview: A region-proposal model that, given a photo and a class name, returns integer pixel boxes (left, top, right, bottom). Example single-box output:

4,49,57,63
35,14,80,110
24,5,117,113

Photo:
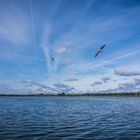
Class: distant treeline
57,92,140,96
0,93,52,96
0,92,140,96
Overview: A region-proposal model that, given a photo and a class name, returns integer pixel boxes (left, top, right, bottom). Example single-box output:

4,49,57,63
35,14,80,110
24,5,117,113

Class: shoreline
0,92,140,97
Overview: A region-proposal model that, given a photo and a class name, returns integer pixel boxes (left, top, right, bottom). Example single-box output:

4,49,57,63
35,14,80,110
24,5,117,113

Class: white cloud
55,47,67,53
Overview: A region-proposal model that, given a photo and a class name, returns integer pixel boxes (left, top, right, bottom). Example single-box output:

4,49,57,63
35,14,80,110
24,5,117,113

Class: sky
0,0,140,94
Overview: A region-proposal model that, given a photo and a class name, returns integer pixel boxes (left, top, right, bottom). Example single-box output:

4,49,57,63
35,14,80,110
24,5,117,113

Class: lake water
0,96,140,140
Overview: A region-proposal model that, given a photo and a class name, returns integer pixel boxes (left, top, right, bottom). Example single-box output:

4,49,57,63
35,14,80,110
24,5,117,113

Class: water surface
0,96,140,140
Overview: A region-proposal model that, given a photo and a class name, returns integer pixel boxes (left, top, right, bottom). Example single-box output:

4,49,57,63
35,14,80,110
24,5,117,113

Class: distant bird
52,58,54,61
95,44,106,58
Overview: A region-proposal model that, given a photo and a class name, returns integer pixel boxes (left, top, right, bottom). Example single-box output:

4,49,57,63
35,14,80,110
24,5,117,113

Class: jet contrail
43,45,52,74
17,54,46,62
42,42,59,79
42,42,60,79
29,0,38,61
42,25,51,74
10,53,46,62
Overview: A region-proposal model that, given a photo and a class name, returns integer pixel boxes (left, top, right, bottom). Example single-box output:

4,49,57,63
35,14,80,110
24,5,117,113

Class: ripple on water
0,96,140,140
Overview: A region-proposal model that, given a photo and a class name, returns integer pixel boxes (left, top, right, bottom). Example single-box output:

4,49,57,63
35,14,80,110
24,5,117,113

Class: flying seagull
95,44,106,58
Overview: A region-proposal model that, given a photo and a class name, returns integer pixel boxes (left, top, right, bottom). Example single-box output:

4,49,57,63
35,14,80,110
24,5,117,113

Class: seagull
95,44,106,58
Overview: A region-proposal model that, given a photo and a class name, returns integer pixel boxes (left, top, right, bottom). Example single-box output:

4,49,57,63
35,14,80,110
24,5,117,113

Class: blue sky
0,0,140,94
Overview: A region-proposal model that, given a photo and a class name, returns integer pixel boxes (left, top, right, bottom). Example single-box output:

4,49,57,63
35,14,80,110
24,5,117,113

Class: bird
52,58,54,61
95,44,106,58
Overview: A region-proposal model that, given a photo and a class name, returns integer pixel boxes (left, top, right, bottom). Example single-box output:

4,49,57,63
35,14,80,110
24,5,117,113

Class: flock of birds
51,44,106,62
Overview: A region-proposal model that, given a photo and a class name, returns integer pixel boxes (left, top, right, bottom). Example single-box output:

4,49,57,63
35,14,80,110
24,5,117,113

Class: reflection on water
0,96,140,140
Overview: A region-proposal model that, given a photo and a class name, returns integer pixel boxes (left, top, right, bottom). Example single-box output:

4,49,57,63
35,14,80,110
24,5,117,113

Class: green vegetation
57,92,140,96
0,93,51,96
0,92,140,96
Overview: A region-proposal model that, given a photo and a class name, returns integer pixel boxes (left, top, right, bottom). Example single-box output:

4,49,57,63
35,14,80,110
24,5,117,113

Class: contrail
8,52,46,62
42,38,54,78
41,25,52,77
17,54,46,62
40,1,62,79
66,50,140,74
29,0,38,61
41,25,59,79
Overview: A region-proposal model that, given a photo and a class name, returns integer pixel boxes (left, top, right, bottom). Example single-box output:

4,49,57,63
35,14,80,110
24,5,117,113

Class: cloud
91,81,102,86
53,83,69,88
20,80,34,84
100,78,140,93
20,80,55,90
114,70,140,76
118,82,136,90
63,50,140,78
55,47,67,54
0,84,11,92
19,80,75,93
99,84,135,93
39,1,140,81
113,81,140,92
134,79,140,86
41,24,60,78
0,84,35,94
65,78,79,82
53,83,75,93
102,77,110,83
36,88,44,92
20,80,37,87
40,1,63,78
1,0,140,94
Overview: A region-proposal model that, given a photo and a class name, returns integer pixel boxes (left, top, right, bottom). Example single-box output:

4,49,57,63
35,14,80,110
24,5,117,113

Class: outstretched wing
100,44,106,50
95,51,100,57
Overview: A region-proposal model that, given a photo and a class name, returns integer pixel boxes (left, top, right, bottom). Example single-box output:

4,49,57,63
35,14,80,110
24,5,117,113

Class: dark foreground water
0,96,140,140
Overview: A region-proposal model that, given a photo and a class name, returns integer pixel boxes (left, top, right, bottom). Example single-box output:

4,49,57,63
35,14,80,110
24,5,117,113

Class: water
0,96,140,140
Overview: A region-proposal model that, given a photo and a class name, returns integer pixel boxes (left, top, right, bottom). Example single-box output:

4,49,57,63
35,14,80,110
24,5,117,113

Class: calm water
0,96,140,140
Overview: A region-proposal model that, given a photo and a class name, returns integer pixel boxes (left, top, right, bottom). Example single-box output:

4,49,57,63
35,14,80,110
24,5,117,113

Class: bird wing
100,44,106,50
95,51,100,57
